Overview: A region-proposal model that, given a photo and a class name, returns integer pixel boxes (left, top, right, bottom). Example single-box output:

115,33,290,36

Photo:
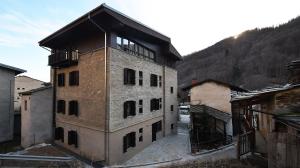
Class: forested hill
177,16,300,90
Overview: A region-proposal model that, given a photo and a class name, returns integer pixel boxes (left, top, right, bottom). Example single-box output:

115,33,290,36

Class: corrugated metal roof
0,63,26,75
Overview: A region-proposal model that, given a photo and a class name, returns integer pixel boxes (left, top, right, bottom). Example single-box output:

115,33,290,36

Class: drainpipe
88,13,109,164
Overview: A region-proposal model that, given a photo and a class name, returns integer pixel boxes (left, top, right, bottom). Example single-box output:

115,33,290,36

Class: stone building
20,86,53,148
39,4,181,165
0,63,25,143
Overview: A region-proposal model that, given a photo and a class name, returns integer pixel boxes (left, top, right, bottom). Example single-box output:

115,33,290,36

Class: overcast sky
1,0,300,82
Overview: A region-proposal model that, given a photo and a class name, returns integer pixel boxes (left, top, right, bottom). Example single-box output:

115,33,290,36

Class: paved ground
120,114,237,167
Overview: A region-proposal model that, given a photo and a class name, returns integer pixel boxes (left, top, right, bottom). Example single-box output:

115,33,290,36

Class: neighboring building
0,63,26,143
182,79,246,153
39,4,181,165
14,76,45,137
232,60,300,168
14,76,45,112
183,79,246,135
20,86,53,148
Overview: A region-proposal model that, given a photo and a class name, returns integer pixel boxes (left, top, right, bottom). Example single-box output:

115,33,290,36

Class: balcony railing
48,50,79,67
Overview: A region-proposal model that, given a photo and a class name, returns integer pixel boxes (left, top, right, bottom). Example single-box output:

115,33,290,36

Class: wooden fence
268,132,300,168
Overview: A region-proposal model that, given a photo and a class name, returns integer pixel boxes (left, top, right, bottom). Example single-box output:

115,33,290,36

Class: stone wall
54,49,106,161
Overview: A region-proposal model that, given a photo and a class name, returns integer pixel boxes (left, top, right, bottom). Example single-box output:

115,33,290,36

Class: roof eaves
0,63,26,75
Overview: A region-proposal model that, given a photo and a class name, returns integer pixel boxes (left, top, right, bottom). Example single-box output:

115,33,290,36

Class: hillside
177,16,300,90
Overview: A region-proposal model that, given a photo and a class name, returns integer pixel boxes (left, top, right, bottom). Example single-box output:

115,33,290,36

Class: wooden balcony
48,50,79,67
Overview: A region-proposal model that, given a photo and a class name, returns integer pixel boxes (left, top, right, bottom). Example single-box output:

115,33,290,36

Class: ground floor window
123,132,136,153
55,127,64,142
68,130,78,148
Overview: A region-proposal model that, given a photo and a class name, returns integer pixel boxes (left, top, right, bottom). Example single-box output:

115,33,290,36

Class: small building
20,86,53,148
232,60,300,168
14,76,45,137
182,79,246,152
0,63,26,143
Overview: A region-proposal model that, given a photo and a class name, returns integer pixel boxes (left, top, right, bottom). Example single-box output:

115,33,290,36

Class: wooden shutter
124,68,128,84
123,102,128,118
131,101,136,116
123,135,127,153
131,70,136,85
75,71,79,85
131,132,136,147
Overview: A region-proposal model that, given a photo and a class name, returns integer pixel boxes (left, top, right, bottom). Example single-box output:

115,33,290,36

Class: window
157,121,162,131
171,124,174,130
139,100,143,113
68,130,78,148
55,127,64,142
150,74,158,87
116,36,155,61
117,36,122,49
24,100,27,111
159,76,162,87
171,105,174,112
57,100,66,114
150,99,159,111
139,71,143,86
124,68,136,85
69,101,78,116
17,88,20,90
170,87,174,94
57,73,65,87
69,71,79,86
124,101,136,118
159,98,162,109
123,132,136,153
153,121,162,132
139,128,143,142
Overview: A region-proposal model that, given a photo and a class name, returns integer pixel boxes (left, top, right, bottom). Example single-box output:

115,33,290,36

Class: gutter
88,13,110,164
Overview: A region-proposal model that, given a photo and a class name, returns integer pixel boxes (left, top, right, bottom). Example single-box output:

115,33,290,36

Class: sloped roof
0,63,26,75
39,3,182,60
182,79,247,92
190,105,231,122
231,84,300,102
20,86,52,95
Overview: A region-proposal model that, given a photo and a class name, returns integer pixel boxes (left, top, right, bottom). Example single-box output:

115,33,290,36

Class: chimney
192,78,198,85
287,60,300,84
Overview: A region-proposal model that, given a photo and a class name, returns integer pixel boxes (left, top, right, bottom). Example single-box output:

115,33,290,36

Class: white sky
1,0,300,81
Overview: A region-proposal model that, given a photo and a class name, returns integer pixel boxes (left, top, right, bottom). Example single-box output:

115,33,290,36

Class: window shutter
68,131,72,145
123,102,128,118
75,71,79,85
131,132,136,147
132,70,136,85
74,132,78,148
124,68,128,84
123,136,127,153
132,101,136,115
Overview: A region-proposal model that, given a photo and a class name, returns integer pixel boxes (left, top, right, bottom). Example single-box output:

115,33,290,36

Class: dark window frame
150,98,160,111
170,87,174,94
139,99,143,113
124,68,136,85
139,71,143,86
57,73,65,87
123,132,136,153
171,105,174,112
150,74,158,87
69,71,79,86
57,100,66,114
124,101,136,118
69,100,79,116
68,130,78,148
55,127,64,142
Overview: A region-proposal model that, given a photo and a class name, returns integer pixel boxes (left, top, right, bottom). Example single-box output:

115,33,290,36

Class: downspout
88,13,109,164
